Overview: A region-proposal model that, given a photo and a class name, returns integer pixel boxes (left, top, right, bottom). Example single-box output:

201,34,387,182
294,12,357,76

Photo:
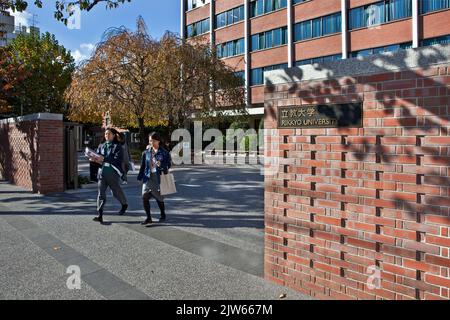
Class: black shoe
159,215,166,222
93,216,103,223
118,204,128,215
141,218,153,226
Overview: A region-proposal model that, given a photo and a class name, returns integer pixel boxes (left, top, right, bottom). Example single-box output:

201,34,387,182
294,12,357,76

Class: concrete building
181,0,450,126
0,10,15,47
0,10,40,47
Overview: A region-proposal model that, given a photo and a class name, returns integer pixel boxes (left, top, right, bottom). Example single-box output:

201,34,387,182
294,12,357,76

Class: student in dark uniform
90,128,128,224
137,132,172,225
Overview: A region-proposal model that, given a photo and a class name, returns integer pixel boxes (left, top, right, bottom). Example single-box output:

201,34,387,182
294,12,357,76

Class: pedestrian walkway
0,165,312,300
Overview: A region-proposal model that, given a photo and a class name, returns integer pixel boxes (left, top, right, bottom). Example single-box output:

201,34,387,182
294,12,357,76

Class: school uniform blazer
97,142,124,178
137,147,172,184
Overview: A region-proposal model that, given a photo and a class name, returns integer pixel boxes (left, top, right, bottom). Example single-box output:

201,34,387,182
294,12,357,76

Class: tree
0,0,131,23
67,18,163,145
0,48,28,115
156,33,247,134
6,32,75,116
67,18,246,146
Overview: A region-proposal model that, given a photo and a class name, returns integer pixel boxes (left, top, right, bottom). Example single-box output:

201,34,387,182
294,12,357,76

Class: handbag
160,171,177,196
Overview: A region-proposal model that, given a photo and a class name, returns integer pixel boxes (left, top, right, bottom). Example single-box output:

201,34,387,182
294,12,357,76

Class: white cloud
80,43,95,52
72,43,95,64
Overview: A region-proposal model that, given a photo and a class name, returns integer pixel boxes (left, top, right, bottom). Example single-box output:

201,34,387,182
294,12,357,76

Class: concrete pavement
0,164,312,300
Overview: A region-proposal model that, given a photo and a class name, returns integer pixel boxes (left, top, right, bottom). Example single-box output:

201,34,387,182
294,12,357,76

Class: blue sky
11,0,181,64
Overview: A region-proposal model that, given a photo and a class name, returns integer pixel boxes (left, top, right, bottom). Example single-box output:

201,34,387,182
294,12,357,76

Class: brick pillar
0,113,64,194
263,45,450,300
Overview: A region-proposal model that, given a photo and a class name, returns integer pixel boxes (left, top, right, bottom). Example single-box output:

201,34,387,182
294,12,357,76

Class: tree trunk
138,117,147,149
167,111,175,144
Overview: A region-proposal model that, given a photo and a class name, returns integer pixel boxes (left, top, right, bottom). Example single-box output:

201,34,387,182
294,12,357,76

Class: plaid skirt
141,173,164,202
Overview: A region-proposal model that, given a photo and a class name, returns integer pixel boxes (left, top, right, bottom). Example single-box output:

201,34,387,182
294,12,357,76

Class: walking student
90,128,128,224
137,132,172,225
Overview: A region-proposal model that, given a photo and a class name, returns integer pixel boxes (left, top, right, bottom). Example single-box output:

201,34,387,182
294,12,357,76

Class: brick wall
264,46,450,300
0,113,64,194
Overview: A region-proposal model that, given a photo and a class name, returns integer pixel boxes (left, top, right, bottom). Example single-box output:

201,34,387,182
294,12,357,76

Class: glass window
353,49,372,57
265,30,273,48
251,34,259,51
265,0,274,13
232,7,240,23
312,18,321,38
295,59,311,66
234,71,245,86
273,28,282,46
323,13,341,35
202,18,210,33
256,0,264,16
237,38,245,55
259,33,265,50
215,5,245,29
323,54,342,62
421,0,450,14
187,25,194,37
388,0,412,21
239,6,245,21
295,20,311,41
421,34,450,46
282,26,288,44
227,10,234,25
366,1,385,27
349,6,365,30
251,68,263,86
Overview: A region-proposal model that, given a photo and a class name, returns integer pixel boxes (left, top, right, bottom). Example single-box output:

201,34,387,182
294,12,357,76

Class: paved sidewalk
0,165,312,300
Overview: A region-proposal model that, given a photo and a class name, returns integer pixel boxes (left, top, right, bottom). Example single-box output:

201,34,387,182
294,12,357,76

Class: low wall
0,113,64,194
264,44,450,300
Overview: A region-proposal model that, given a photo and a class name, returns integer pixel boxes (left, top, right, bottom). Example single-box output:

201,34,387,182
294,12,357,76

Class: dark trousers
97,171,128,214
142,193,165,220
141,175,165,220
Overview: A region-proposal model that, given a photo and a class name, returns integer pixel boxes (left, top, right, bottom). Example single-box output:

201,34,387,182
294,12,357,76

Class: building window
421,34,450,46
295,54,342,66
293,0,307,4
349,0,412,30
420,0,450,14
250,0,287,18
234,71,246,86
216,5,245,29
350,42,412,57
186,0,210,11
250,63,288,86
217,38,245,59
294,12,341,42
186,18,210,38
251,26,288,51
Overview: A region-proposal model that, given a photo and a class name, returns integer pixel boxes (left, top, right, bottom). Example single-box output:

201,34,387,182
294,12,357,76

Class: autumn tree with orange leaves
67,17,246,144
0,48,28,115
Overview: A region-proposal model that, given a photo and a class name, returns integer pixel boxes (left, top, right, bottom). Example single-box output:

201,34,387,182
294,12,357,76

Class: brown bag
160,172,177,196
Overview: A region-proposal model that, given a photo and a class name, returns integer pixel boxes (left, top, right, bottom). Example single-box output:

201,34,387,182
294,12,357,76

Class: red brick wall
264,64,450,300
0,116,64,194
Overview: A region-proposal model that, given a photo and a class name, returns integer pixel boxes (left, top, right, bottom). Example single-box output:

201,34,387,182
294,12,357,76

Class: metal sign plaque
278,103,363,129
